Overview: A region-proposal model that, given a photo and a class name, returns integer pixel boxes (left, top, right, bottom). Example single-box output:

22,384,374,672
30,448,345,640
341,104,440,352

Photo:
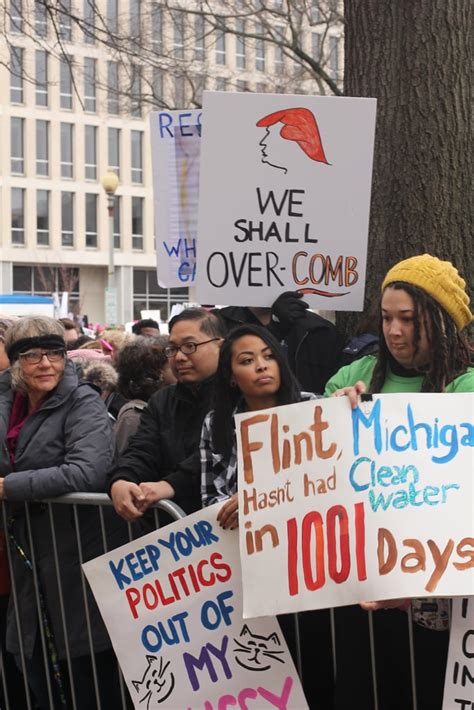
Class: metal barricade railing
0,494,435,710
0,494,185,710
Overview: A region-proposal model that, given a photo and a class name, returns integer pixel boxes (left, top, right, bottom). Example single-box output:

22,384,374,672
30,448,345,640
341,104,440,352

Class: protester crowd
0,254,472,710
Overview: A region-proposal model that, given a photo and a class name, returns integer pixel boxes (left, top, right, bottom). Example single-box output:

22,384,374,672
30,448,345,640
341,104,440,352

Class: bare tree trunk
338,0,472,343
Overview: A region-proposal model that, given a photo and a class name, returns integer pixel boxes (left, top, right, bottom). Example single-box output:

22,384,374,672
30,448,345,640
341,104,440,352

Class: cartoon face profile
132,655,175,708
256,107,330,174
233,625,285,672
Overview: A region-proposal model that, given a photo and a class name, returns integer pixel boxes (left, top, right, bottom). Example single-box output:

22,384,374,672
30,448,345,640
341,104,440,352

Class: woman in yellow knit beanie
325,254,472,710
327,253,472,395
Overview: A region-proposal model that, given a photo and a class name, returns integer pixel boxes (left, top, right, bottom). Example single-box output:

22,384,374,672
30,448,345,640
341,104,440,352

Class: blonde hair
100,330,135,352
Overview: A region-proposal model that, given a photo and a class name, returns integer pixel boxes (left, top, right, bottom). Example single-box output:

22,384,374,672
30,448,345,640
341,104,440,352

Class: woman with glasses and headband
0,316,124,709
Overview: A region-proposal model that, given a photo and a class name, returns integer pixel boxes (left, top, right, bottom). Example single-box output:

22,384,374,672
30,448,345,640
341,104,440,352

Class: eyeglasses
164,338,220,358
19,349,66,365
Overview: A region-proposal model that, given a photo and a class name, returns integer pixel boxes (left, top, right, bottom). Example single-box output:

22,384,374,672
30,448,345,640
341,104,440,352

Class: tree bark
339,0,472,343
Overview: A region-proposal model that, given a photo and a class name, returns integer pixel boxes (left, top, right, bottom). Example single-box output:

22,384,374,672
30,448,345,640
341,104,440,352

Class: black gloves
269,291,309,339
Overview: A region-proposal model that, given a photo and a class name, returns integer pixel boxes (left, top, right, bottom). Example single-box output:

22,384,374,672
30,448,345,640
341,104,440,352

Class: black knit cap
6,335,66,363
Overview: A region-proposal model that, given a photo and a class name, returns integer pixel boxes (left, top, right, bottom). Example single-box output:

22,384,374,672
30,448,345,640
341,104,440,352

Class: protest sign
196,92,376,309
82,506,307,709
235,394,474,618
443,597,474,709
150,110,201,287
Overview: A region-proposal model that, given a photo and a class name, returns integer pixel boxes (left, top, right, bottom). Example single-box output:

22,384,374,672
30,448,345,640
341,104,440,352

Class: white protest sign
150,110,201,288
235,394,474,618
443,597,474,709
196,92,376,309
83,506,307,709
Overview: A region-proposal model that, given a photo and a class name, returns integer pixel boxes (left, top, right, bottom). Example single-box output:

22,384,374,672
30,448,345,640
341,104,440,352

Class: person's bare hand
331,380,367,409
0,478,5,500
361,598,410,612
217,494,239,530
138,481,175,513
110,480,145,521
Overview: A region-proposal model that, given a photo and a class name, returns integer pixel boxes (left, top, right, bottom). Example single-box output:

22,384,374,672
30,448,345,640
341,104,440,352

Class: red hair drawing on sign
256,107,330,174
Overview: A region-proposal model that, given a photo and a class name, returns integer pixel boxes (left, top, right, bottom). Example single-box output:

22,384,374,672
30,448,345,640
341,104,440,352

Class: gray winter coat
0,361,126,659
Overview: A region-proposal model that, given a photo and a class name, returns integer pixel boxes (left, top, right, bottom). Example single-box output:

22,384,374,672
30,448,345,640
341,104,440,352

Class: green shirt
324,355,474,395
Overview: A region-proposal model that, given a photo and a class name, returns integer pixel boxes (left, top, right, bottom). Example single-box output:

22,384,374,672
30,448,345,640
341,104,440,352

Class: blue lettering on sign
141,611,190,652
351,400,473,464
158,112,203,138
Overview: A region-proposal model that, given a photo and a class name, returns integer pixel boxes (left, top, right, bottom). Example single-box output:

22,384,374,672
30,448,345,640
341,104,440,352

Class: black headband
7,335,66,362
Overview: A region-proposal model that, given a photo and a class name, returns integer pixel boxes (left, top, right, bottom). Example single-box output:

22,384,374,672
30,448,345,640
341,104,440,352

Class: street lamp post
100,170,119,326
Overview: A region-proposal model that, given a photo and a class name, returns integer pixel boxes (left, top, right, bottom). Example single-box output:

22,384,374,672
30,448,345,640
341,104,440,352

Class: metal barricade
0,494,436,710
0,494,185,710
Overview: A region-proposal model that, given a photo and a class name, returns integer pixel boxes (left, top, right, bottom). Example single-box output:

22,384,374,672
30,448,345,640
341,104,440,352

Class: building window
60,56,73,108
35,0,48,36
84,125,97,179
235,19,246,69
329,0,339,17
152,68,163,104
256,82,266,93
130,0,141,37
130,65,142,117
11,188,25,245
10,47,23,103
36,190,50,246
85,193,98,247
174,76,186,107
61,192,74,246
152,4,163,53
131,131,143,183
172,10,185,58
113,195,121,248
36,120,49,176
83,0,95,43
107,0,118,34
10,0,22,32
310,0,320,23
131,197,144,250
192,75,205,106
11,117,24,175
255,23,265,71
215,77,228,92
60,123,74,178
194,14,205,61
108,128,120,177
58,0,72,40
107,61,119,114
274,44,284,73
13,266,80,311
84,57,96,112
312,32,321,60
328,36,340,79
35,50,48,106
133,269,188,321
215,19,226,65
236,80,248,92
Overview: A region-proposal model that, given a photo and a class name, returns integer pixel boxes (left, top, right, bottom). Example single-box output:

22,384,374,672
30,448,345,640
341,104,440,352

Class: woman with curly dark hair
325,254,473,710
115,337,172,454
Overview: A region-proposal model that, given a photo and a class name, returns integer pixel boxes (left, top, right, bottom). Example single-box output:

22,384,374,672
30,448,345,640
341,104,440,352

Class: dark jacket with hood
0,360,125,659
107,377,215,514
217,306,342,395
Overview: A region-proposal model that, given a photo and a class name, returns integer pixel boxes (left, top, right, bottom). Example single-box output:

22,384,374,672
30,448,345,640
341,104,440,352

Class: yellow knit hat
381,254,472,332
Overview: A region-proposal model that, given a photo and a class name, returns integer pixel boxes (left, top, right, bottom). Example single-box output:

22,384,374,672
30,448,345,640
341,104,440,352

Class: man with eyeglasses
108,308,225,521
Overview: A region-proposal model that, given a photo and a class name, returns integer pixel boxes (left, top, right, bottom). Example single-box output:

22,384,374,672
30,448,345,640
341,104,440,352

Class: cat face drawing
233,625,285,672
132,655,175,708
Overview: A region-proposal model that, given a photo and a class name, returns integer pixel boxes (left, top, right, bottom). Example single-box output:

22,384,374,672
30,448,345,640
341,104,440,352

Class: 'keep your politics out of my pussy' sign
82,505,308,710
